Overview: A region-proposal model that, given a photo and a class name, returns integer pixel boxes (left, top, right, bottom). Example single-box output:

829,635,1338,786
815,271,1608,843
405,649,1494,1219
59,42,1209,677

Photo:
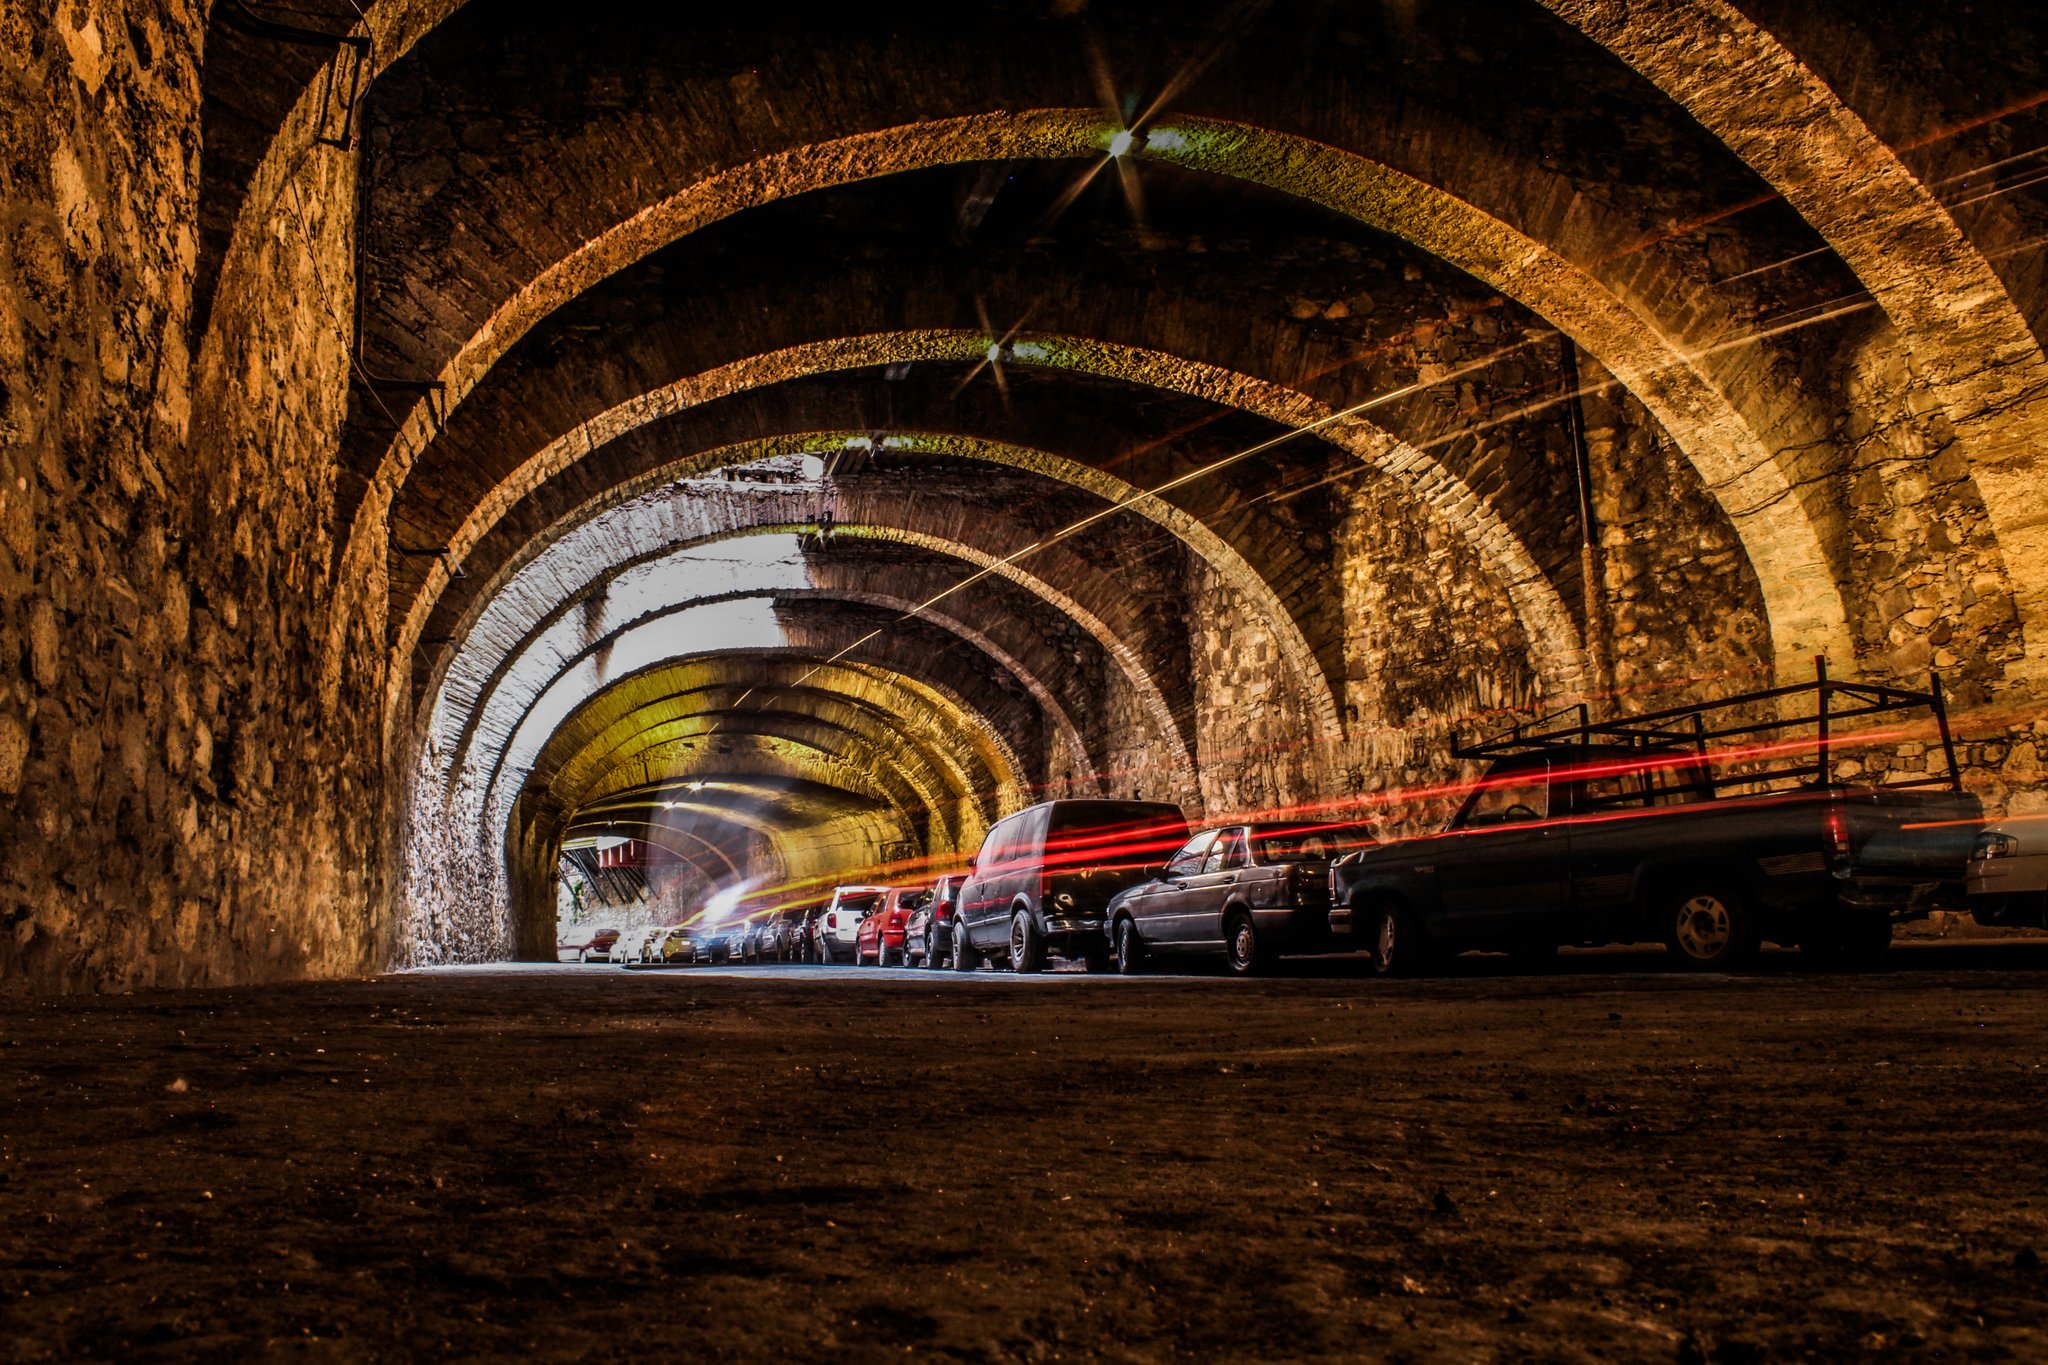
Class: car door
960,819,1015,944
1175,828,1250,948
1130,832,1216,948
1434,759,1574,943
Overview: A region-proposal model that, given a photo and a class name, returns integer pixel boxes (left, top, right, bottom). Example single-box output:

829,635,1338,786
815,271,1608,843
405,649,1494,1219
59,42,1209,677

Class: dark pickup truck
1331,663,1983,973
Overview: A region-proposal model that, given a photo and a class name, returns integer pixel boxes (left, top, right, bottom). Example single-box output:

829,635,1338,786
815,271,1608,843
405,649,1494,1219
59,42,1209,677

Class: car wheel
1008,909,1046,973
577,948,588,964
1114,917,1145,975
1800,916,1892,971
1224,912,1261,977
1373,903,1436,978
1664,884,1759,970
951,926,975,972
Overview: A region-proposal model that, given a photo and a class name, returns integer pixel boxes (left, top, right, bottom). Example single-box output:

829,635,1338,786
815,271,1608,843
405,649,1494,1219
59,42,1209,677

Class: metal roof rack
1450,657,1962,795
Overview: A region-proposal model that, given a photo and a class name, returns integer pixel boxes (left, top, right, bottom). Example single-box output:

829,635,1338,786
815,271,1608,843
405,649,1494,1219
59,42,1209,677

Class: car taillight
827,913,838,929
1825,808,1850,860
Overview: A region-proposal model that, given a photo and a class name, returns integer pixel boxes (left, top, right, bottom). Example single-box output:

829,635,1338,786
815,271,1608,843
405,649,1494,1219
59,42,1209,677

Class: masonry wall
1,4,385,993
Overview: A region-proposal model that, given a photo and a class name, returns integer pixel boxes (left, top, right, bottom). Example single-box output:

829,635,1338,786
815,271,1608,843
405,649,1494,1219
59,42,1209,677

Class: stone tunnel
5,0,2048,992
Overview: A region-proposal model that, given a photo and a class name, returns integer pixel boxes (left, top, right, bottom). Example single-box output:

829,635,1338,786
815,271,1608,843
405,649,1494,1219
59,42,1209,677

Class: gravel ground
4,945,2046,1362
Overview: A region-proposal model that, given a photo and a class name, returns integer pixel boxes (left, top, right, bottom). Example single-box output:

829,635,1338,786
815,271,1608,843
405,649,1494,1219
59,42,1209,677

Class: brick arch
423,426,1343,766
444,574,1097,799
503,655,1012,847
468,522,1198,812
1539,0,2048,684
556,704,971,855
337,113,1850,710
408,475,1204,808
385,337,1596,763
487,626,1037,840
507,649,1036,872
214,13,2032,686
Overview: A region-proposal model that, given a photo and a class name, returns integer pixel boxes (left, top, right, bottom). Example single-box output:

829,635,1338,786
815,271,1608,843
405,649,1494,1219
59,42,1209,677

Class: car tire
921,930,935,968
1663,884,1760,971
1224,912,1263,977
1373,902,1436,978
1801,916,1892,971
577,948,588,964
1114,917,1145,975
1008,909,1046,974
951,926,975,972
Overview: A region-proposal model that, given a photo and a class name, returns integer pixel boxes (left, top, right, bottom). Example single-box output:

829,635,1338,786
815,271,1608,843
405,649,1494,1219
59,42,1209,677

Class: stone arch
487,635,1033,836
1537,0,2048,684
445,578,1098,798
333,112,1851,709
422,427,1346,758
466,523,1199,812
385,336,1598,758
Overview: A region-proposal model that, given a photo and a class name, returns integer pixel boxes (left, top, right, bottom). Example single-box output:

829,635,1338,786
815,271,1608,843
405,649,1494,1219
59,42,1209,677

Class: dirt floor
4,946,2047,1362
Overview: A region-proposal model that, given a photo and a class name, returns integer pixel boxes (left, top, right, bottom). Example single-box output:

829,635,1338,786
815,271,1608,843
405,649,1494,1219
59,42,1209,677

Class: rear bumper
1253,903,1337,951
1043,914,1109,955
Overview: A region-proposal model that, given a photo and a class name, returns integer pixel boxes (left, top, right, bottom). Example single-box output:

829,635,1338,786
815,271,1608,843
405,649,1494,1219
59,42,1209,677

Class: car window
1459,764,1550,827
1203,829,1248,874
979,819,1018,875
1166,832,1216,878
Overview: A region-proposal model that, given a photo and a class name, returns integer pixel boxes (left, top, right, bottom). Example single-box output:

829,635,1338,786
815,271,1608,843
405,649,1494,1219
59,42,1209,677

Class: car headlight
1974,832,2021,861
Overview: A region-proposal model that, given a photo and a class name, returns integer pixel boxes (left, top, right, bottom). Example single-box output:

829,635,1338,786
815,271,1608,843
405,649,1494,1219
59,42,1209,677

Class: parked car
656,925,697,964
619,926,663,965
954,800,1190,972
814,887,888,963
763,906,809,961
1968,819,2048,929
915,874,967,969
735,917,776,963
694,924,737,964
557,926,621,963
856,885,933,966
1106,822,1374,974
1332,666,1983,974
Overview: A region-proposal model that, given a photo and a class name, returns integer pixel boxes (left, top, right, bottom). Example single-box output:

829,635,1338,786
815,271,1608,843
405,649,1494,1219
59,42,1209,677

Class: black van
954,800,1190,972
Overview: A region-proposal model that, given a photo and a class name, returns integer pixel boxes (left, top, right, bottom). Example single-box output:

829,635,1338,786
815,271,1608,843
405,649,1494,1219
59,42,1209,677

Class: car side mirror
1146,863,1167,880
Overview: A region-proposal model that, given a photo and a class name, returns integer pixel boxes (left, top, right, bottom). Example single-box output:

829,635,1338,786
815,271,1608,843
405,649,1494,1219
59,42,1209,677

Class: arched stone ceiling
435,547,1101,793
389,339,1598,736
510,648,1039,883
488,627,1037,824
1543,0,2048,681
344,119,1854,697
470,527,1196,810
421,420,1358,761
195,1,2048,688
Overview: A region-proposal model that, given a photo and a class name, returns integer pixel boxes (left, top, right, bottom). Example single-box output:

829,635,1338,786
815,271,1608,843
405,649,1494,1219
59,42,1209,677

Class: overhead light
1108,129,1135,158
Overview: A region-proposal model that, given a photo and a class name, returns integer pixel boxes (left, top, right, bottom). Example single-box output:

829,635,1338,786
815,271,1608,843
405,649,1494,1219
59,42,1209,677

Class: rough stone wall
2,4,385,993
1183,557,1319,822
1576,356,1775,711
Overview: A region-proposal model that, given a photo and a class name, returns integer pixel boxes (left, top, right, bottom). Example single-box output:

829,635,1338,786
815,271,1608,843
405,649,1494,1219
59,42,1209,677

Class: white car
813,886,887,963
1967,820,2048,929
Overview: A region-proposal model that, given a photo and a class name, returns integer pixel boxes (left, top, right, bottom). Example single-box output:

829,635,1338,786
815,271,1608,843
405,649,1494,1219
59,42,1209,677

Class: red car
855,885,933,966
557,926,621,963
